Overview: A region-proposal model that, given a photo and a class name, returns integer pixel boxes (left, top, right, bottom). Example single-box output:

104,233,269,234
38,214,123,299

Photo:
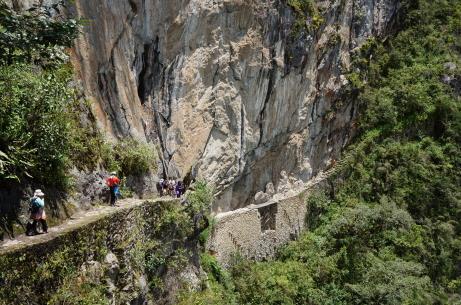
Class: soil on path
0,198,173,255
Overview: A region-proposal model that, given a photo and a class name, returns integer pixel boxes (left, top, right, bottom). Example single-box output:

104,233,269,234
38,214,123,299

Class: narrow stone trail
0,198,173,255
0,168,338,255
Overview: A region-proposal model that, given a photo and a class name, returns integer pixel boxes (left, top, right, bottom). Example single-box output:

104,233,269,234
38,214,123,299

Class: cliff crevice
10,0,400,212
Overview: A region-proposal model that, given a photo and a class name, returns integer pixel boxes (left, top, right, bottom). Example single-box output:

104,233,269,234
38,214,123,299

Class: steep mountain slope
68,0,399,212
178,0,461,303
3,0,460,304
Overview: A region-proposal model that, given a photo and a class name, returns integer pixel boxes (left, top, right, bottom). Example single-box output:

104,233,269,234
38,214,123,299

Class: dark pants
110,186,117,206
157,183,163,196
33,219,48,233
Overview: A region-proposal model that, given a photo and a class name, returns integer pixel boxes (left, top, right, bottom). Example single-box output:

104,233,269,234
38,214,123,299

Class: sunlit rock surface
9,0,399,212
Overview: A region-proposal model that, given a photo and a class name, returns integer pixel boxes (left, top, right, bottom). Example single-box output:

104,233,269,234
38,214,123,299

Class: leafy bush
0,1,79,66
177,253,237,305
48,280,108,305
0,64,75,186
177,280,237,305
187,180,214,213
0,1,82,187
113,139,157,176
287,0,324,35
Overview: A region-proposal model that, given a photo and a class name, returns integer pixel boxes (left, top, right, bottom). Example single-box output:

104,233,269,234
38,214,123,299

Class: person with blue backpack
28,189,48,235
106,172,121,206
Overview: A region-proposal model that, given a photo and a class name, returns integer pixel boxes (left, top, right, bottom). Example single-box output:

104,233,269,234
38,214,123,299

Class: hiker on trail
175,181,181,198
162,179,169,195
29,189,48,234
175,180,185,198
157,178,165,196
106,172,120,206
169,178,176,197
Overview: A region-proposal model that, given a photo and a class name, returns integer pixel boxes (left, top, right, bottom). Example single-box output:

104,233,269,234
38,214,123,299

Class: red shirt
106,176,120,187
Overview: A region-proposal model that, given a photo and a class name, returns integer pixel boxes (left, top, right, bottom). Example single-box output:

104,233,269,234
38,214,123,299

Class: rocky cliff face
10,0,399,212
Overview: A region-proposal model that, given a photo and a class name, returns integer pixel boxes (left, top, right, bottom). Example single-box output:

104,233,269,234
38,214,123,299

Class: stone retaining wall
0,198,202,305
207,190,310,265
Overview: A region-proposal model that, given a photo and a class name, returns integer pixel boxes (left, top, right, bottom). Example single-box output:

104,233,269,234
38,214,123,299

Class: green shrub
177,280,237,305
287,0,324,35
198,216,216,246
288,0,317,16
0,1,82,187
0,64,75,186
114,139,157,176
201,253,232,289
177,253,237,305
0,1,79,67
99,138,157,178
48,279,108,305
187,180,214,213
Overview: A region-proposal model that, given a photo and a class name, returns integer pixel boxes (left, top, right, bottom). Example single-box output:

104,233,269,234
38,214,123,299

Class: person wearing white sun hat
29,189,48,234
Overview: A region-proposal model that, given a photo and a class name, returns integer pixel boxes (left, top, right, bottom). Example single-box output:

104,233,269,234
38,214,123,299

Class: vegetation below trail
0,182,213,305
1,0,460,304
181,1,461,304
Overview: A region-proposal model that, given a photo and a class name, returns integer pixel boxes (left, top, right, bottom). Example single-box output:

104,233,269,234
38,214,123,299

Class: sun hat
34,189,45,197
110,171,117,175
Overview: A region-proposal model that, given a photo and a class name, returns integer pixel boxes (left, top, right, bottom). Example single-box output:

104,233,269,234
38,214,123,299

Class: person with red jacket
106,172,120,206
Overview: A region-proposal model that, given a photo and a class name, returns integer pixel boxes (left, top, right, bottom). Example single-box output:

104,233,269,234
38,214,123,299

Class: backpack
29,197,40,212
113,185,121,198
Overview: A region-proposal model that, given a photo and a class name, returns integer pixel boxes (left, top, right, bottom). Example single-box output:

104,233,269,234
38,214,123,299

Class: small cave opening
137,37,161,105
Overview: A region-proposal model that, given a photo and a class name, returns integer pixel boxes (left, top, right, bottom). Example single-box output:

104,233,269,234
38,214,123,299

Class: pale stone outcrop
9,0,399,212
66,0,399,212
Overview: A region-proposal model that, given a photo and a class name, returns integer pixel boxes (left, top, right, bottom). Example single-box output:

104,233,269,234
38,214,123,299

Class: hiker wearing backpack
157,178,165,196
29,189,48,234
106,172,120,206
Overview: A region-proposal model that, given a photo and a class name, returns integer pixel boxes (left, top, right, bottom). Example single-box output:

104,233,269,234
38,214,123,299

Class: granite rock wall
9,0,399,212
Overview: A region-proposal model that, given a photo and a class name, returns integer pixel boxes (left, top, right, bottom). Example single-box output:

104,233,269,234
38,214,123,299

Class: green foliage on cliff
188,180,214,213
178,253,237,305
0,64,74,185
0,197,214,305
288,0,324,34
186,0,461,304
49,281,108,305
0,1,79,66
0,0,80,186
0,2,156,187
101,138,157,177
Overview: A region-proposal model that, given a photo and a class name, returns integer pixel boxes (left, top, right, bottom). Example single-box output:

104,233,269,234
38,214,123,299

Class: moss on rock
0,198,205,305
